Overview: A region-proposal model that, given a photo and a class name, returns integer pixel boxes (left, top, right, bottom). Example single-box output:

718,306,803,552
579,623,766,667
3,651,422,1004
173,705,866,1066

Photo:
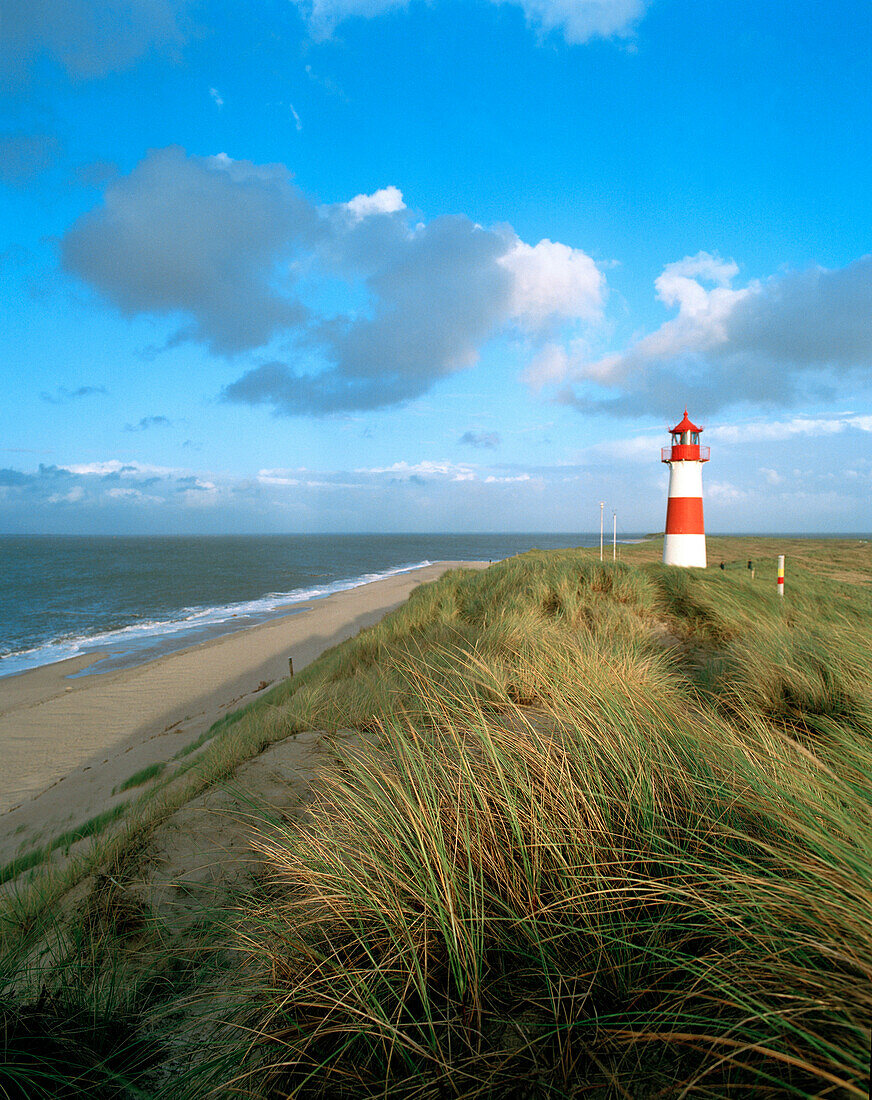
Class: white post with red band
662,410,709,569
777,555,785,596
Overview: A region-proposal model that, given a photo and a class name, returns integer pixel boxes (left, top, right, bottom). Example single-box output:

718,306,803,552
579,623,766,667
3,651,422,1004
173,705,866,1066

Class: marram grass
229,551,872,1098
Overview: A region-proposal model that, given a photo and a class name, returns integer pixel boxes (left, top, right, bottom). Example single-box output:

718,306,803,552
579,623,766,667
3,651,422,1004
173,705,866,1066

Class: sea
0,533,634,681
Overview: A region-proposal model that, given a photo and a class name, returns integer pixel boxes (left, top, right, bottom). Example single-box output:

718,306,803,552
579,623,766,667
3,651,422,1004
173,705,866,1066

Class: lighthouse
662,410,709,568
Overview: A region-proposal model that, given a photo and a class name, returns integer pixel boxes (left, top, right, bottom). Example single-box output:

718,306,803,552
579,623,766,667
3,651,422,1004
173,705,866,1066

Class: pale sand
0,561,487,864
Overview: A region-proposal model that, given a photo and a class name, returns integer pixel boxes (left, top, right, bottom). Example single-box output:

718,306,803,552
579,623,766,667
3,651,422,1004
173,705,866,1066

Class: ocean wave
0,559,434,680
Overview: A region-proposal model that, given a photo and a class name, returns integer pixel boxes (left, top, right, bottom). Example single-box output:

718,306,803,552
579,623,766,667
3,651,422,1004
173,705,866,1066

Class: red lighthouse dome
661,410,710,465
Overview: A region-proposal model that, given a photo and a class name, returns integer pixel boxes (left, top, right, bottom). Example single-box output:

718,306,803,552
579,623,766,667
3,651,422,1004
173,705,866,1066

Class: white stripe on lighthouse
666,460,704,499
663,532,706,567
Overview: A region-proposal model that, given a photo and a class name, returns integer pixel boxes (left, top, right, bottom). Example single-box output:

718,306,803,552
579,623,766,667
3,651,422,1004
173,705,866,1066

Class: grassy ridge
2,541,871,1097
233,547,872,1097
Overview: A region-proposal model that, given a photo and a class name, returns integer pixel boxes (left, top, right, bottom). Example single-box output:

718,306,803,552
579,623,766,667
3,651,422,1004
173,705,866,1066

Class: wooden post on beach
777,555,785,597
288,657,294,677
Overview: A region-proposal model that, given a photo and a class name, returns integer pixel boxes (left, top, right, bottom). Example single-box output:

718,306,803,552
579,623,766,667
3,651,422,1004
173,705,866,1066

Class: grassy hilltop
2,537,871,1098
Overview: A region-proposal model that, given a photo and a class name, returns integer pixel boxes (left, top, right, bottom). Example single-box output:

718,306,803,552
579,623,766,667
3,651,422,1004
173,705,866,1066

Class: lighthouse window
691,432,699,444
672,433,680,445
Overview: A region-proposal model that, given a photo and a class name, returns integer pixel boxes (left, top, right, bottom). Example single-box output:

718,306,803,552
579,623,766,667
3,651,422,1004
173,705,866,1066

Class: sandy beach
0,560,487,863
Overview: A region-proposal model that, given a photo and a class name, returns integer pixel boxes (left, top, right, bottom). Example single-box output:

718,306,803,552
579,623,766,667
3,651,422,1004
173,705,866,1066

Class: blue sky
1,0,871,534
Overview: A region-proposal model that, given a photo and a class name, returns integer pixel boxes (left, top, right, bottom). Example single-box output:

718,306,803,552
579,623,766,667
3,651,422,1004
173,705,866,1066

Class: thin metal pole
613,511,616,561
599,502,604,561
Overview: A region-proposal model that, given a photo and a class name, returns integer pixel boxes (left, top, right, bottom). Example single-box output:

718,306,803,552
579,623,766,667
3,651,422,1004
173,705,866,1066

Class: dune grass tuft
114,762,166,795
0,803,130,888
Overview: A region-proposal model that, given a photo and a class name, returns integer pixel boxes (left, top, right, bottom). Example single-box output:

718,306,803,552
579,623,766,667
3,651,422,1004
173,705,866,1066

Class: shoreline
0,560,488,864
0,558,455,684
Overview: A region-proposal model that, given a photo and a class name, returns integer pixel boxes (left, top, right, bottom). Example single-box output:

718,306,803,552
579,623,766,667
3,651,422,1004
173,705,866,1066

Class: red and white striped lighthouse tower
661,410,709,568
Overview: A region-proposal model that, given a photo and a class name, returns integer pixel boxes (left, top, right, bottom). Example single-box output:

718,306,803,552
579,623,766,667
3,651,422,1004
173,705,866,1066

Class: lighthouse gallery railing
661,446,710,462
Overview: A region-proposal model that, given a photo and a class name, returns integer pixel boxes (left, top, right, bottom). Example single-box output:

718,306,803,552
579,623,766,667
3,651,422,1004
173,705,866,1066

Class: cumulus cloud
343,185,406,222
499,238,604,330
223,215,516,414
498,0,647,44
290,0,647,43
61,146,318,354
0,131,63,185
547,252,872,416
0,0,190,83
62,146,606,415
225,216,606,414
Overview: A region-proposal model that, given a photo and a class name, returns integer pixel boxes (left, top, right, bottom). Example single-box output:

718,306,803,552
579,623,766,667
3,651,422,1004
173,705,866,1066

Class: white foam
0,559,434,680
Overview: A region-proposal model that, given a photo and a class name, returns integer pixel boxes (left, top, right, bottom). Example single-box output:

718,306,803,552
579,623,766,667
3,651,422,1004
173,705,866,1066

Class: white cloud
584,432,662,463
656,252,739,299
209,87,224,108
290,0,647,44
576,252,751,386
484,473,532,483
706,480,747,504
47,486,85,504
343,186,406,222
759,468,783,486
710,413,872,445
289,104,303,132
524,340,583,390
550,252,872,416
502,0,647,43
105,487,145,500
258,470,302,485
500,238,604,330
356,460,476,478
65,459,175,477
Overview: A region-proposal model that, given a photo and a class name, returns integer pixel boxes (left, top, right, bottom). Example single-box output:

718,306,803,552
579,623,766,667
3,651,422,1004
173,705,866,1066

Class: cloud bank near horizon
1,411,869,532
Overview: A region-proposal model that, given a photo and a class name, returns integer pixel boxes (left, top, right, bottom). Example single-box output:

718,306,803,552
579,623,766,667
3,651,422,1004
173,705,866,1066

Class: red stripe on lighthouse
665,497,704,534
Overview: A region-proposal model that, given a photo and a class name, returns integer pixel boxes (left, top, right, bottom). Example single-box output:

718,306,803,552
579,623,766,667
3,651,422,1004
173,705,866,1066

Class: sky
1,0,871,535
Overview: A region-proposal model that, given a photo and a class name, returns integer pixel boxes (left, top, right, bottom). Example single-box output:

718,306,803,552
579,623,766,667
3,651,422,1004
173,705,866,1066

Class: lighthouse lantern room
661,410,710,568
